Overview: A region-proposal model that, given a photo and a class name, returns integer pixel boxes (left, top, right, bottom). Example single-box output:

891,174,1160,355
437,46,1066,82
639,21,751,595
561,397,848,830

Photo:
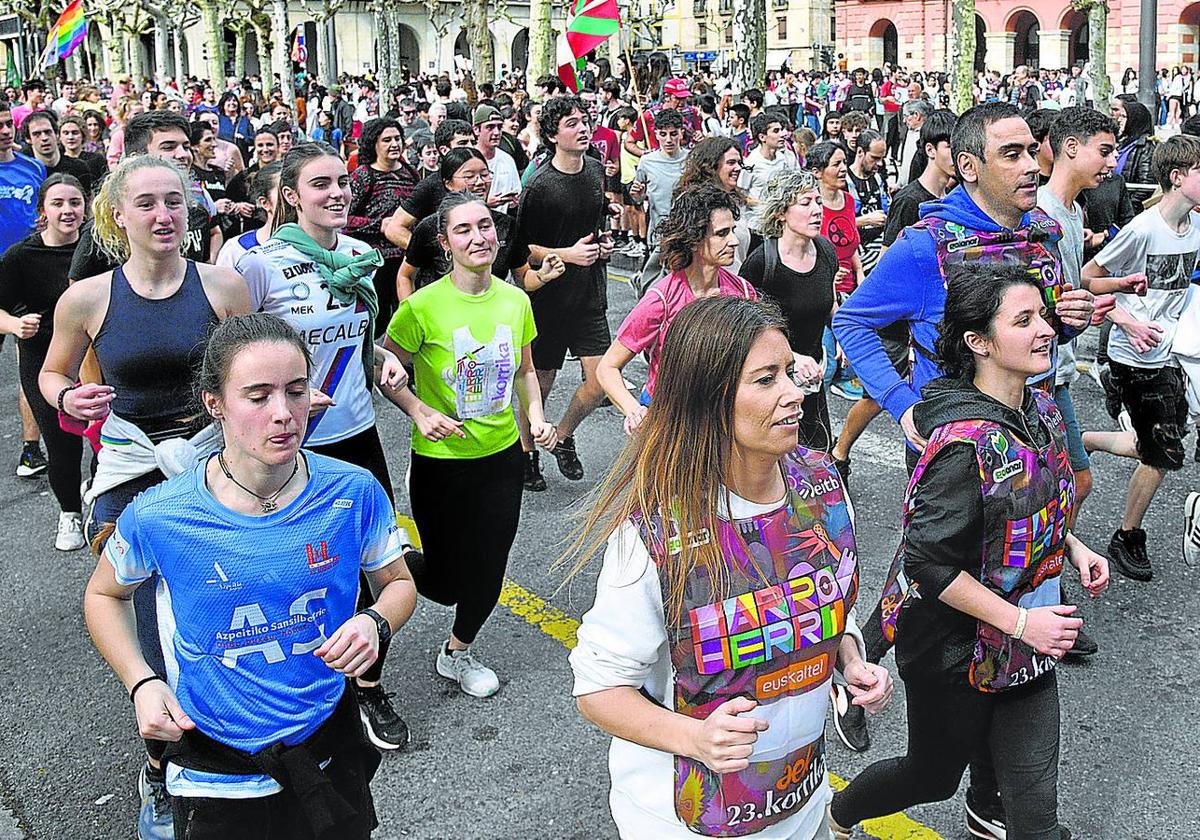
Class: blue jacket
832,185,1070,424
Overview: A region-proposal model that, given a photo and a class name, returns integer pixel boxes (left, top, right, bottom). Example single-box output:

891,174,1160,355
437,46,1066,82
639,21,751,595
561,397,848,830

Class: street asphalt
0,267,1196,840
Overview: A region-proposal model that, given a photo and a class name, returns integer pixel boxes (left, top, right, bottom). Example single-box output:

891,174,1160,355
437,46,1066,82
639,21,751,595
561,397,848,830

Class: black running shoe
357,684,410,750
831,452,851,489
1098,364,1122,420
523,450,547,492
1066,626,1099,658
965,787,1006,840
1108,527,1152,582
829,683,870,752
552,435,585,480
16,444,47,478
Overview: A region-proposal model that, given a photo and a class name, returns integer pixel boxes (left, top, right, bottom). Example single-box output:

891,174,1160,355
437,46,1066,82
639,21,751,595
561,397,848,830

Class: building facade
836,0,1200,78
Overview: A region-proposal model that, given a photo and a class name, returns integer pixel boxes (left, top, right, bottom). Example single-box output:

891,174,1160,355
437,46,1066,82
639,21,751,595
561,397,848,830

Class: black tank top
92,261,219,440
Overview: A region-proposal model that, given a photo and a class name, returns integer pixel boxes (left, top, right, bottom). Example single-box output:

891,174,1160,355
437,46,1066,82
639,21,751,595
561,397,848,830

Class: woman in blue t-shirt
85,313,417,839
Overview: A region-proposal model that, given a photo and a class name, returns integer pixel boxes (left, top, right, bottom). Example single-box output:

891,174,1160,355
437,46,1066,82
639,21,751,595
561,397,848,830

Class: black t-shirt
0,232,75,353
740,237,838,360
842,84,875,114
515,156,607,314
406,211,528,291
881,180,936,248
72,150,108,188
848,167,886,246
43,153,96,197
400,173,447,222
1079,174,1136,263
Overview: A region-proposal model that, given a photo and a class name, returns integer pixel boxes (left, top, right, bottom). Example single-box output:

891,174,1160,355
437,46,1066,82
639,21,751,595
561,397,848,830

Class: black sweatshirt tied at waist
161,682,380,837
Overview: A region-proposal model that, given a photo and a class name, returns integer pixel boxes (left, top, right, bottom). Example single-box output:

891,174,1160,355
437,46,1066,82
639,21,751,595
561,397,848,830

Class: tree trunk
104,13,126,77
528,0,552,82
200,0,226,84
315,14,332,86
253,21,273,83
271,0,294,106
1087,1,1112,106
948,0,976,114
385,5,403,83
731,0,765,93
465,0,495,83
174,24,188,82
374,4,391,91
126,30,144,83
153,15,171,85
233,25,247,78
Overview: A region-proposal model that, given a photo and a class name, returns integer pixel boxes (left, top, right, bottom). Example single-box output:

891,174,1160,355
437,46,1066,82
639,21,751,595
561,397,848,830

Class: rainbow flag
43,0,87,66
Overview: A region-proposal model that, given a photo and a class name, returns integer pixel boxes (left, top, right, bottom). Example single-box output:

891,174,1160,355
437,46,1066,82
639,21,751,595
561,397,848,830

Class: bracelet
129,674,166,704
56,384,78,414
1011,607,1029,641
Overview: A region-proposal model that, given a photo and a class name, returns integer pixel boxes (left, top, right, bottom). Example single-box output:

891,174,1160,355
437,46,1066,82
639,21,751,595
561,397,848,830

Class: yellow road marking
396,513,941,839
608,272,631,285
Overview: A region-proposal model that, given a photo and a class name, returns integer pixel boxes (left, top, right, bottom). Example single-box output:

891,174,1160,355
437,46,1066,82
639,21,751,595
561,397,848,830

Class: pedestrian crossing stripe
395,514,943,840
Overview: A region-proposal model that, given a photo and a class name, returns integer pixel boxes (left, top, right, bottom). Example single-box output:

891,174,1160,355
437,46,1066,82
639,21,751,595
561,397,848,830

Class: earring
443,249,451,262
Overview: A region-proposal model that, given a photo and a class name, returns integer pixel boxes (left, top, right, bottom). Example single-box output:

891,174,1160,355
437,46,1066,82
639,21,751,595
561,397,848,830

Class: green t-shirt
388,275,537,459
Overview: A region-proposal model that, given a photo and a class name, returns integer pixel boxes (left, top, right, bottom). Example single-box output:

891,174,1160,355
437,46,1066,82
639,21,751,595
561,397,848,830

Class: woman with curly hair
674,136,751,272
596,184,758,434
740,169,839,451
346,118,420,333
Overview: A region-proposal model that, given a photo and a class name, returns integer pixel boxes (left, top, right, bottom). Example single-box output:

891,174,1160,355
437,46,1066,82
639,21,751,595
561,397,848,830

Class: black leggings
832,671,1061,840
407,442,523,645
17,341,82,513
373,259,402,340
307,425,394,684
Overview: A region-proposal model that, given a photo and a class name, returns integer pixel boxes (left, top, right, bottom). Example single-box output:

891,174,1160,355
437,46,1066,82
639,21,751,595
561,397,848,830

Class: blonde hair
114,96,141,123
92,156,192,263
558,296,789,627
756,169,820,240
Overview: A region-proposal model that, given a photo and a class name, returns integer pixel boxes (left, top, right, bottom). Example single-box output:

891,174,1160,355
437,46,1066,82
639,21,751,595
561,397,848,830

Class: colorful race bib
445,323,516,421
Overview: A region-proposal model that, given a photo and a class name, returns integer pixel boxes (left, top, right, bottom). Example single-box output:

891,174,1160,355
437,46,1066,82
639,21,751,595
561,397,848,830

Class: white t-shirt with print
236,235,377,446
1095,204,1200,369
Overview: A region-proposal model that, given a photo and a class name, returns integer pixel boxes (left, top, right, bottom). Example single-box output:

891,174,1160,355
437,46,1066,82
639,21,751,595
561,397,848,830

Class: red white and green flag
565,0,620,59
556,0,620,93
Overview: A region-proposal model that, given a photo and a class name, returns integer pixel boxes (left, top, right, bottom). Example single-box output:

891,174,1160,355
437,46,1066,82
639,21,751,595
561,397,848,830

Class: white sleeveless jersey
235,235,376,446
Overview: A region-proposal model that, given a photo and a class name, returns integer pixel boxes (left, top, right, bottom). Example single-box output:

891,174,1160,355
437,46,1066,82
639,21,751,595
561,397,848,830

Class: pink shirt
616,266,756,398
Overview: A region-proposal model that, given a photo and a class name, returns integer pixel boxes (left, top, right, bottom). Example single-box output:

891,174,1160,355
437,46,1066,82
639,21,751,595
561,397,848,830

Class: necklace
217,451,299,513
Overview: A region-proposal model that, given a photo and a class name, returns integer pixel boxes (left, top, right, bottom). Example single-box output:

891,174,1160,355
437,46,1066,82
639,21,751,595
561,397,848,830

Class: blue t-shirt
106,451,403,798
0,154,46,256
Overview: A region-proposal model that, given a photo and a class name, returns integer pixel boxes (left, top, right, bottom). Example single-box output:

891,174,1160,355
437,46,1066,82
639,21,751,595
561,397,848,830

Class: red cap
663,78,692,98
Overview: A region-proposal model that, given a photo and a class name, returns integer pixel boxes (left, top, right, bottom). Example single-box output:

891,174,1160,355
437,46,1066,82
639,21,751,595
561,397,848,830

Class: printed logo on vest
986,430,1024,482
689,565,846,675
305,540,340,573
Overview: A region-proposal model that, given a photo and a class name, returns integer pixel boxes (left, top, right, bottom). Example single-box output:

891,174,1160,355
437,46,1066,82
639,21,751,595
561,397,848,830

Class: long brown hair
559,296,788,627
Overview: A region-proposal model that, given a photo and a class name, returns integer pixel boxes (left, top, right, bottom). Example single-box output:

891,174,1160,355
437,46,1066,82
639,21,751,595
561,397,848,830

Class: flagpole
620,21,650,144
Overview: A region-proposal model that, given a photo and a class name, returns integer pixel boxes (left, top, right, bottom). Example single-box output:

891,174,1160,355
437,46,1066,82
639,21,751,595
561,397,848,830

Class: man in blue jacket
833,102,1095,456
831,101,1096,840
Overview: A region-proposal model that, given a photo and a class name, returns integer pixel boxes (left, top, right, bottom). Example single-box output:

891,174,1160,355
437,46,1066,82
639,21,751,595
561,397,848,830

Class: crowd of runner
0,53,1197,840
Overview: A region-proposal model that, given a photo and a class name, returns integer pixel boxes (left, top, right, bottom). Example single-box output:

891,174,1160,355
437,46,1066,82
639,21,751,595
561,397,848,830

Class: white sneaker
1184,492,1200,568
55,512,86,551
435,642,500,698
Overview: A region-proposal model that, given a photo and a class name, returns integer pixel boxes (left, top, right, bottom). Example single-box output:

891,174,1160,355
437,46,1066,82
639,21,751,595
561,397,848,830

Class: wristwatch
357,607,392,647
